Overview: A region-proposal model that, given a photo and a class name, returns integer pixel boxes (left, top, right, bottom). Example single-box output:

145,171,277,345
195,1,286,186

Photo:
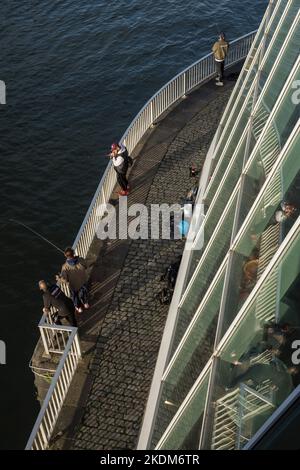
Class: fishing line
1,218,65,254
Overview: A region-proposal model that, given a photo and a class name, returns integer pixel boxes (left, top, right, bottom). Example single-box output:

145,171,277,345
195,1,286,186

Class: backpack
49,283,64,300
122,147,133,167
127,155,133,167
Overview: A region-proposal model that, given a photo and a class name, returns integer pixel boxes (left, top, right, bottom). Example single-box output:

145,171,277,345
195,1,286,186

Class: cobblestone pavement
70,80,236,450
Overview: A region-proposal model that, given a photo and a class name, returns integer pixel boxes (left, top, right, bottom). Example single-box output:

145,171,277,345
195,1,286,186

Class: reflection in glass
203,224,300,449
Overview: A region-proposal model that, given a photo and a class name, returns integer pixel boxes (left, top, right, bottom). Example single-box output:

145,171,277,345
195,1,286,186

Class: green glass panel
187,135,247,283
205,223,300,449
159,372,210,450
220,133,300,334
173,194,237,353
166,269,225,386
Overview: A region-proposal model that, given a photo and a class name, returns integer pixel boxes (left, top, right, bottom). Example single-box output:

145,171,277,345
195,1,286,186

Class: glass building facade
139,0,300,450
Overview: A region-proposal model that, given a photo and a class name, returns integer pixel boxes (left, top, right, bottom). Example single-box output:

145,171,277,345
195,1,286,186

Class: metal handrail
120,30,257,148
73,31,257,258
26,322,81,450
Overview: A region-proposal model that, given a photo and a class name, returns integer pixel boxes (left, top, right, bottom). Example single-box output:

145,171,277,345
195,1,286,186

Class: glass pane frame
205,1,300,204
174,189,239,352
200,216,300,450
164,264,226,387
192,58,300,290
156,364,212,450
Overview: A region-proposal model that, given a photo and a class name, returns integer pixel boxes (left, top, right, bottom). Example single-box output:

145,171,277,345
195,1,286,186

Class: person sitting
243,258,259,282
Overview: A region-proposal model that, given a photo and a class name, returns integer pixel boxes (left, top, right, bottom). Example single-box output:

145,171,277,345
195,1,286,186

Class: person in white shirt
110,143,129,196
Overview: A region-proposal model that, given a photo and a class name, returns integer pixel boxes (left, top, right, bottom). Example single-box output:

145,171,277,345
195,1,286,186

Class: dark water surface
0,0,267,449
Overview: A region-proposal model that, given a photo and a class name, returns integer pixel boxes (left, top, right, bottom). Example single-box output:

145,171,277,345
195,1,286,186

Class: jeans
215,60,225,81
71,284,88,309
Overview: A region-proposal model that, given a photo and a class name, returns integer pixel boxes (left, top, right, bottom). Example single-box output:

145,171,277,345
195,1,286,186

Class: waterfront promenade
49,67,240,450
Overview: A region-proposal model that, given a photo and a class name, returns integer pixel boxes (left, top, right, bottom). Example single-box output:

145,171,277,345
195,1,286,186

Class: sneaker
216,81,224,87
75,307,83,313
84,303,90,309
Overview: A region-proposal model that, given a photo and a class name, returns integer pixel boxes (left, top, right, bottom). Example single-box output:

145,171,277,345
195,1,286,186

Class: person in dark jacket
110,142,130,196
39,280,77,327
212,33,229,86
60,247,89,313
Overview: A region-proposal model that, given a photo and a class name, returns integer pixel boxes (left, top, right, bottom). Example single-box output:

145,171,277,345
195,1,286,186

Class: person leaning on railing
58,247,90,314
38,280,77,327
108,142,132,196
212,32,229,87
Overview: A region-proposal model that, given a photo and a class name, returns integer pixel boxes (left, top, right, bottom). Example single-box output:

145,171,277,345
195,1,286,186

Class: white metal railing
27,31,256,450
27,298,82,450
26,318,81,450
39,312,78,356
73,31,257,259
26,320,81,450
212,381,274,450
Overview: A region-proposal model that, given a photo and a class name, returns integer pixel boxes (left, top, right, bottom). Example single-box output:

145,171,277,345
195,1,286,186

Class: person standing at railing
212,33,229,86
39,280,78,327
59,247,90,314
109,142,132,196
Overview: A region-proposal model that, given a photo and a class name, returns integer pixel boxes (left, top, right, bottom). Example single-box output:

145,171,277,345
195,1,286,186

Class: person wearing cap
212,33,229,86
109,143,130,196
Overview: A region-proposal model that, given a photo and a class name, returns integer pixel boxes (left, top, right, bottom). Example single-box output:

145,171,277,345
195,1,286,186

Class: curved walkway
51,70,239,450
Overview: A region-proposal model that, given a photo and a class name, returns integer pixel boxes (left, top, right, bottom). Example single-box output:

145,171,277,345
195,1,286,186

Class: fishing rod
0,218,65,254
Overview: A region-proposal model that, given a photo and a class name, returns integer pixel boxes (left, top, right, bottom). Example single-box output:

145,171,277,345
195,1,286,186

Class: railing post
39,326,50,357
40,423,48,449
101,185,105,204
183,72,187,98
150,100,154,125
74,332,82,359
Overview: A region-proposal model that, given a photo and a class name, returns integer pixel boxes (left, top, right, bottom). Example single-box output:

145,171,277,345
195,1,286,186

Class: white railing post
150,100,154,125
183,72,187,97
101,185,105,204
26,327,81,450
39,423,48,449
39,326,50,357
74,333,82,359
